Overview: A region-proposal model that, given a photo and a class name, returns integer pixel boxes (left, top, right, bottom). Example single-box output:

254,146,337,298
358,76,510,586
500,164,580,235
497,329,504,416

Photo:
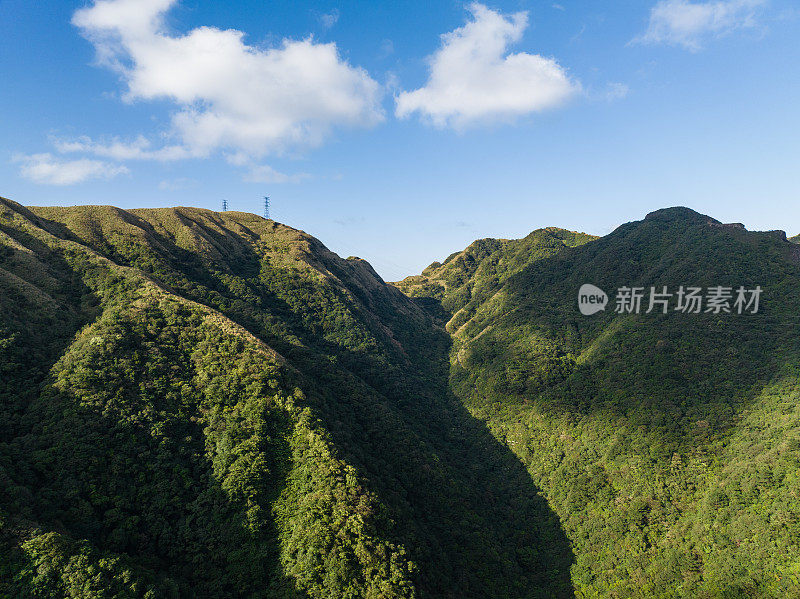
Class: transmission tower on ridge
222,199,228,212
264,196,270,220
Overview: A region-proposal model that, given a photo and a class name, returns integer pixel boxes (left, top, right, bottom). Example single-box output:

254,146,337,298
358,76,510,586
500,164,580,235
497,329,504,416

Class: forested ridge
0,197,571,598
1,196,799,598
397,207,800,597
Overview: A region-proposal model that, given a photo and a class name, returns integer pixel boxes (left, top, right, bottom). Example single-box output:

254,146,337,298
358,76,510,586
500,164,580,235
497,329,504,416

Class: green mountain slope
4,197,799,598
0,197,573,598
394,227,597,328
400,207,800,597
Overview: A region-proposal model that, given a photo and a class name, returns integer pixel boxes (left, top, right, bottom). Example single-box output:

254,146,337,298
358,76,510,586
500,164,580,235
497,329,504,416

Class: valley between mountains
1,196,799,598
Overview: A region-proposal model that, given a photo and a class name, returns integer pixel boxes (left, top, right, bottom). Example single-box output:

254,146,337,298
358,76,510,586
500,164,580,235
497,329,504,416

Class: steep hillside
0,197,573,598
4,197,799,598
401,207,800,597
394,228,596,328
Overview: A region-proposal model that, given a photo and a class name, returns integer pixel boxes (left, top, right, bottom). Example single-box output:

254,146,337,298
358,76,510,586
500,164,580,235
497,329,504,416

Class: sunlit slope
0,197,573,598
402,207,800,598
394,227,597,329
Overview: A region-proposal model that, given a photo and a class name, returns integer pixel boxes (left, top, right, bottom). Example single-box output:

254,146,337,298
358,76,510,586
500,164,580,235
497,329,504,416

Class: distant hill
394,227,597,328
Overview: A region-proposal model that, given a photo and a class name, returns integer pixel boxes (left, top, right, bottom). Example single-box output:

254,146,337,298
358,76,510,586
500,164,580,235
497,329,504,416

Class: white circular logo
578,284,608,315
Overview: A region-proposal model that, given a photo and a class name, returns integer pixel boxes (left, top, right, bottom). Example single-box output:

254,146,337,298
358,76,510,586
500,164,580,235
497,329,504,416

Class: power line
222,198,228,212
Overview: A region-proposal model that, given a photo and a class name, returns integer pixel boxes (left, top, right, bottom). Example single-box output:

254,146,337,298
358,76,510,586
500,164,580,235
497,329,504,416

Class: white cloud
54,135,194,161
225,152,310,184
604,82,630,101
14,153,129,185
395,3,579,129
242,164,311,184
635,0,767,50
71,0,383,159
319,10,339,30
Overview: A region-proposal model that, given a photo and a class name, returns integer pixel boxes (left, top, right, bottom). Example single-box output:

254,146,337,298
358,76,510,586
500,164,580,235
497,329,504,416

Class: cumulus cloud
634,0,767,50
71,0,384,159
14,153,129,185
395,3,579,129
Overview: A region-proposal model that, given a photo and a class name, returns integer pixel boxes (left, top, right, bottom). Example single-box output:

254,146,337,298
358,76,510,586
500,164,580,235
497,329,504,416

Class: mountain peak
644,206,717,224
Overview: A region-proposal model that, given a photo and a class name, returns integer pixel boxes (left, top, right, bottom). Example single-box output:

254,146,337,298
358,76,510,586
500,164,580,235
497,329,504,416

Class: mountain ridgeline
397,207,800,597
0,197,572,598
1,197,799,598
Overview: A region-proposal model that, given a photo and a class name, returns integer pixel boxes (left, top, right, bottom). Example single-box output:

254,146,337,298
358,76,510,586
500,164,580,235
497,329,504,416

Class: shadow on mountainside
443,208,800,449
0,216,101,447
1,299,307,597
11,198,800,597
279,305,578,598
2,199,577,597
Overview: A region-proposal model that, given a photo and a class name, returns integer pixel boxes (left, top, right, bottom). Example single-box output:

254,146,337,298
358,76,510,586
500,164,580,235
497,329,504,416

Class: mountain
2,197,799,598
398,207,800,597
394,227,597,328
0,197,572,598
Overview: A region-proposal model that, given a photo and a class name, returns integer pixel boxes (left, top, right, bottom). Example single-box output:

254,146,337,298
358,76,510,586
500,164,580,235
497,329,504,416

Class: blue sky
1,0,798,279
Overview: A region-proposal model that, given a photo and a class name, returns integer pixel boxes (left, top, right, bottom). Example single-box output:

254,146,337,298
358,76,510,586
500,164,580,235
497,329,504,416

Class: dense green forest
397,207,800,598
0,197,571,598
1,197,799,597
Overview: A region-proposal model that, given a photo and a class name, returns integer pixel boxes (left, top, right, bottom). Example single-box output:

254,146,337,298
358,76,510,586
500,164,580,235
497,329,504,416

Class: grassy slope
399,207,800,598
0,197,573,598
